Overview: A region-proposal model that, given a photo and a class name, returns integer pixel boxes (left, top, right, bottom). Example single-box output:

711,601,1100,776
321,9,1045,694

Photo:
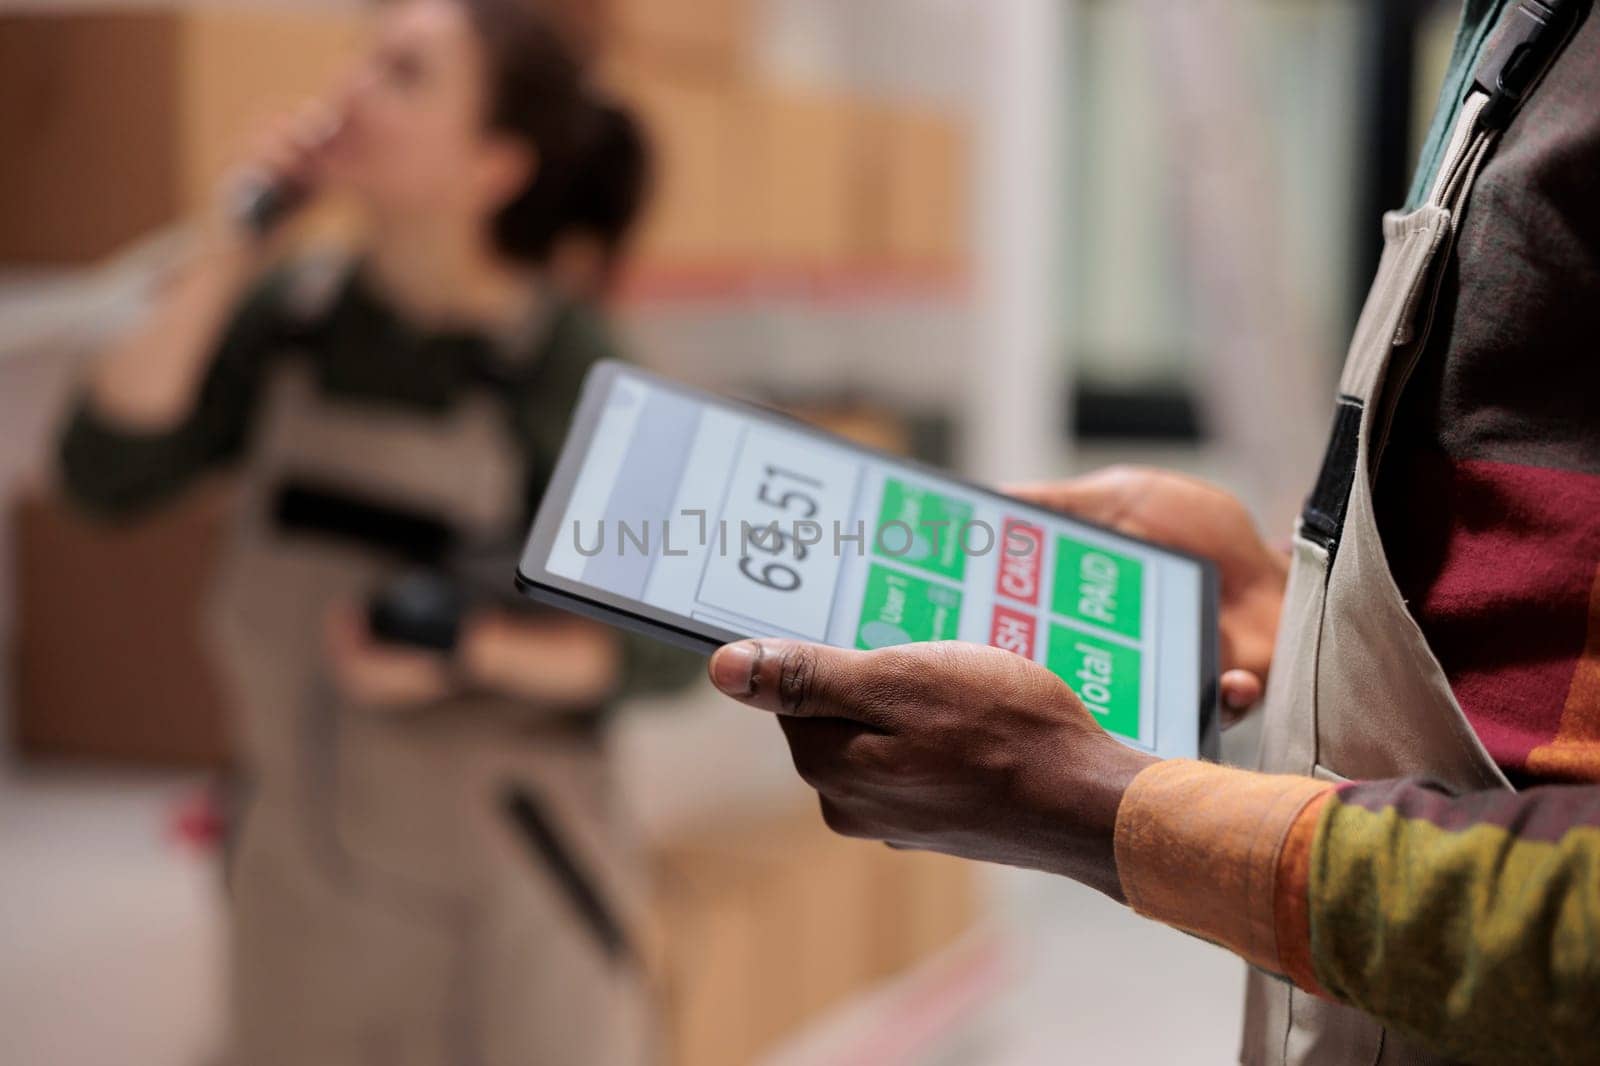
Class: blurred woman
57,2,693,1063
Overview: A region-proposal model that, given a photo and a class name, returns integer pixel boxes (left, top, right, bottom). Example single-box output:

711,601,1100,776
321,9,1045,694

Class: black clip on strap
1471,0,1584,129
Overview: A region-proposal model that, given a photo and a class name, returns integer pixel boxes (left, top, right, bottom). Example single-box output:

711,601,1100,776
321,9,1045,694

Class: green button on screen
1052,539,1144,640
1046,624,1141,741
874,479,975,582
856,564,963,649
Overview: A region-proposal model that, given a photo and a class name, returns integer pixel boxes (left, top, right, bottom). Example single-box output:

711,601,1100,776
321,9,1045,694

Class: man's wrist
1026,738,1157,901
1093,745,1161,898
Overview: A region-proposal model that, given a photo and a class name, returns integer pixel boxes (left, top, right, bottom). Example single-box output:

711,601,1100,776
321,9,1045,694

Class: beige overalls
204,286,650,1066
1241,4,1579,1063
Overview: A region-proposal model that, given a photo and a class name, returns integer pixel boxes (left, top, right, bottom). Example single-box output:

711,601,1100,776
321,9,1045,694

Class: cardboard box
784,402,916,457
746,88,858,265
647,809,977,1066
648,856,774,1066
602,59,864,269
0,14,180,264
608,0,749,77
177,8,366,210
715,815,884,1025
11,481,235,766
0,9,362,264
601,59,759,267
649,812,858,1063
871,847,979,979
857,106,970,266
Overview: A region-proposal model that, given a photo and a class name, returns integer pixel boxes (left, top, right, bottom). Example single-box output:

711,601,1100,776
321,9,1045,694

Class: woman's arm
86,101,333,430
84,235,262,432
457,613,701,706
58,245,283,518
458,612,623,708
325,605,697,714
60,107,332,518
502,305,706,705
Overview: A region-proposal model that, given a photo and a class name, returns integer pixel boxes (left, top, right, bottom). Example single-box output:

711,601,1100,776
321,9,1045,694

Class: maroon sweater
1376,7,1600,787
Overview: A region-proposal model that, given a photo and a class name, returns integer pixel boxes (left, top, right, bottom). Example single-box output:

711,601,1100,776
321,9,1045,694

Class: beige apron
1241,4,1579,1060
206,346,649,1066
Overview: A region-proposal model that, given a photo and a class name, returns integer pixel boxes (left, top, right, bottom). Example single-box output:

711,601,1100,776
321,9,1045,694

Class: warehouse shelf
618,260,970,308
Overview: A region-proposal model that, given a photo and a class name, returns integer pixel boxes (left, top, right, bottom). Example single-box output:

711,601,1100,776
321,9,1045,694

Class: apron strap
1470,0,1587,131
1424,0,1584,209
1303,0,1586,558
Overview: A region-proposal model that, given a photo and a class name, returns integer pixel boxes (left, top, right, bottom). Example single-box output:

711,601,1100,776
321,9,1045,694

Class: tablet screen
526,365,1214,760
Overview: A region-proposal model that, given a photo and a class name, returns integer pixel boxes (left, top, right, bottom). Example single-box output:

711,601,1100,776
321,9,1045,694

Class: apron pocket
501,785,635,967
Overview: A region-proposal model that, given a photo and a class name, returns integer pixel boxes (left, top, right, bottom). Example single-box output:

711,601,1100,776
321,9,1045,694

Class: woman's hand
708,639,1157,900
207,100,341,246
325,600,453,710
457,612,622,710
325,603,624,712
1008,466,1288,721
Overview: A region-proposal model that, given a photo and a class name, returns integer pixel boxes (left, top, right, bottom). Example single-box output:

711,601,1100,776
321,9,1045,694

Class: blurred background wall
0,1,1467,1063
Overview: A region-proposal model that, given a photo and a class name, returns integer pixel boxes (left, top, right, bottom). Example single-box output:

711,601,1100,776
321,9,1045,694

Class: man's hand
708,639,1157,900
1009,467,1288,720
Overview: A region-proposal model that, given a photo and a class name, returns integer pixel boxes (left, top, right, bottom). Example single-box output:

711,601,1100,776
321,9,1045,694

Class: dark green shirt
59,263,700,700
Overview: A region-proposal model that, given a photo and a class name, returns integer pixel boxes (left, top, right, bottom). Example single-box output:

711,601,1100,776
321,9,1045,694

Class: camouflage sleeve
1113,760,1600,1064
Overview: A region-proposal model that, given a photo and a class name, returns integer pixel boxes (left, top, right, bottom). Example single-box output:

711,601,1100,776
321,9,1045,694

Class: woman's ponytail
460,0,650,269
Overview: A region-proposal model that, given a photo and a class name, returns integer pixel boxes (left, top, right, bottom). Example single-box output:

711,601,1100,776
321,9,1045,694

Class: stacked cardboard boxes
0,2,969,274
594,0,970,276
601,52,970,274
747,89,862,266
608,0,750,78
601,60,756,265
11,481,236,766
856,105,971,267
648,810,977,1066
0,8,362,264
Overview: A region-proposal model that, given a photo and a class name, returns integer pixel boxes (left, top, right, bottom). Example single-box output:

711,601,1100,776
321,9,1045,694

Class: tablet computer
516,362,1220,760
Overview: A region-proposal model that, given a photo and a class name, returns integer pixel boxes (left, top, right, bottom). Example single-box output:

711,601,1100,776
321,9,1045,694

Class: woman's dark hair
556,99,653,272
458,0,619,265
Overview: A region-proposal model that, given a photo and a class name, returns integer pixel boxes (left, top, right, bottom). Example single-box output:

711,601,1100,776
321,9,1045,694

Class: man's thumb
710,640,872,722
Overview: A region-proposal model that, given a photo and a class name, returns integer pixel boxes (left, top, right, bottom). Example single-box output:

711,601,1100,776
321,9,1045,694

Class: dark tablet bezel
516,360,1221,761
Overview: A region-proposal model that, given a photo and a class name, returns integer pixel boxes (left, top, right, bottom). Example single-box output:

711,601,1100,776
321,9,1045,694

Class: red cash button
997,519,1044,605
990,605,1037,659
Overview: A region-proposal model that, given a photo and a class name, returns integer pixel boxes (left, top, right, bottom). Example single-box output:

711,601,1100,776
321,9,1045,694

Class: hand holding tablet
704,635,1158,901
516,362,1220,760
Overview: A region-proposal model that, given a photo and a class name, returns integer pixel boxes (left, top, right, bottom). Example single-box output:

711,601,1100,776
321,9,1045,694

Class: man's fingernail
711,642,760,696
